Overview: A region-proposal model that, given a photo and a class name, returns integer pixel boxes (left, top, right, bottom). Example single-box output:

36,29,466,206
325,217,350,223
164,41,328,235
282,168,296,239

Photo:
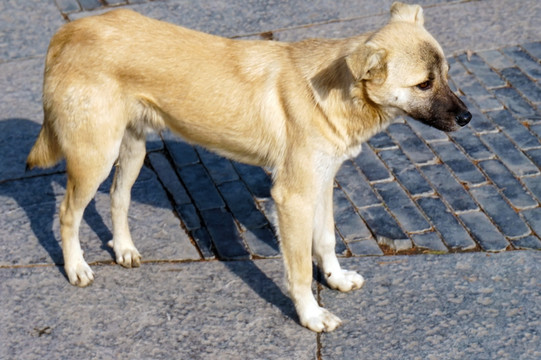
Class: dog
27,2,471,332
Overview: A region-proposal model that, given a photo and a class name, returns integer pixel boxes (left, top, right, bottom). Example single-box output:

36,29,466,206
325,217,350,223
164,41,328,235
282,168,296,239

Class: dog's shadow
0,118,296,322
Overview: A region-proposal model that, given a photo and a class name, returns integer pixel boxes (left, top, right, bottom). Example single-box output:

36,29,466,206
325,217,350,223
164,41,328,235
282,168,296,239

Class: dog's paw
300,306,342,332
326,269,365,292
65,260,94,287
108,240,141,268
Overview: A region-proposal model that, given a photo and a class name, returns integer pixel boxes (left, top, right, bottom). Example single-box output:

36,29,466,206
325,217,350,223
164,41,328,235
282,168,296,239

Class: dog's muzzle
455,111,472,127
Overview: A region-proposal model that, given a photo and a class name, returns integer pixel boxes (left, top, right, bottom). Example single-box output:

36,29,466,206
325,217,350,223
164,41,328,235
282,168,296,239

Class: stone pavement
0,0,540,359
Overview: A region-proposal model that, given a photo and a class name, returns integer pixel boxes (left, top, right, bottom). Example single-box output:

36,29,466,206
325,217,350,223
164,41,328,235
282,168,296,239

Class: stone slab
0,259,315,359
320,251,541,360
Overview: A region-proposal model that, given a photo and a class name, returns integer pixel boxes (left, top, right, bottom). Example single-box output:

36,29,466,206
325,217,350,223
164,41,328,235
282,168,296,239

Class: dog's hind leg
108,128,146,268
61,142,121,287
313,176,365,292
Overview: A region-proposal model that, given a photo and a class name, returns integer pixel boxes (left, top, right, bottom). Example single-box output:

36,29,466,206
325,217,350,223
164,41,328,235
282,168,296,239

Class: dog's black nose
456,111,472,127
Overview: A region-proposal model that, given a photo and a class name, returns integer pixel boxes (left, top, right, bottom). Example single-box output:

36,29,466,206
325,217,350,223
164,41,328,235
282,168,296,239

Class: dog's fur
27,2,470,332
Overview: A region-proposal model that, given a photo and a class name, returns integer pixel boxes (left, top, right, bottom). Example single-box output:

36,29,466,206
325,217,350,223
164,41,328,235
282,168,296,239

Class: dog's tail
26,118,63,171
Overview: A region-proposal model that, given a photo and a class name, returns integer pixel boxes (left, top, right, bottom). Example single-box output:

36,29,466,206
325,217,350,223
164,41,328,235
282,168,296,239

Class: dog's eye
416,80,432,90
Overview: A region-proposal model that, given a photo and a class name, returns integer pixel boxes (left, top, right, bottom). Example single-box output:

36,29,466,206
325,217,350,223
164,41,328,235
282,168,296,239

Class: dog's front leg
272,167,341,332
313,179,365,292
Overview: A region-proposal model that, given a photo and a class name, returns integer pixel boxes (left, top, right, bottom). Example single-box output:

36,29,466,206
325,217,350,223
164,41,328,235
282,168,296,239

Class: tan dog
27,2,470,332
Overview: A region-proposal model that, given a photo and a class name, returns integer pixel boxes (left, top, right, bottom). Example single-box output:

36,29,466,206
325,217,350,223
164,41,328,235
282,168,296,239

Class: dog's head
346,2,471,131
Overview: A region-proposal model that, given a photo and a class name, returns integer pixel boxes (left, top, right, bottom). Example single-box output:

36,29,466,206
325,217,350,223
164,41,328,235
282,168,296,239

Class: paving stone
200,208,249,260
175,203,201,231
367,131,397,150
78,0,102,11
335,161,380,209
480,132,540,177
511,235,541,250
373,182,431,233
333,230,349,256
430,141,487,186
320,252,541,360
377,237,413,252
147,152,191,206
54,0,81,13
531,124,541,139
421,164,478,212
449,65,503,113
406,117,449,143
486,109,541,150
191,227,216,260
493,87,541,121
353,144,392,183
477,49,515,70
416,196,476,251
526,148,541,168
521,41,541,62
357,205,408,242
457,53,507,89
162,131,200,167
231,162,272,198
387,123,436,165
500,67,541,104
378,148,434,196
411,231,448,253
449,127,494,161
347,239,383,256
242,226,280,258
470,185,531,239
502,46,541,81
177,164,225,211
145,131,164,152
462,98,498,134
0,261,314,359
333,188,373,243
458,211,510,251
521,207,541,238
478,160,538,210
522,176,541,203
218,181,268,230
196,147,240,185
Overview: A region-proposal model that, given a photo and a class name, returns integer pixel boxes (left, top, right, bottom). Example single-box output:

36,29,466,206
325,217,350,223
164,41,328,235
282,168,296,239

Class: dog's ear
346,45,387,82
390,2,424,26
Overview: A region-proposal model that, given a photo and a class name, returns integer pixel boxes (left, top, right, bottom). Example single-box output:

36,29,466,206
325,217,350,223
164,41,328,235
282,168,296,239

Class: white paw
65,259,94,287
108,240,141,268
300,306,342,332
326,269,365,292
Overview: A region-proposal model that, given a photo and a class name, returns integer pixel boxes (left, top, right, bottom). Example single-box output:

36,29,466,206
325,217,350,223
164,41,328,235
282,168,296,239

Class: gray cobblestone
522,175,541,203
200,207,249,260
347,239,383,256
430,141,487,186
486,109,541,150
416,196,476,251
478,160,538,210
387,123,436,165
411,231,448,253
457,53,507,89
492,87,541,121
480,132,540,177
357,205,408,243
459,211,510,252
373,181,431,234
333,189,372,243
353,144,392,183
421,164,478,212
449,127,494,161
470,185,531,239
196,147,240,185
177,164,225,211
522,42,541,62
502,46,541,81
336,161,380,209
522,208,541,238
500,67,541,104
218,180,268,230
378,148,434,196
511,235,541,250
